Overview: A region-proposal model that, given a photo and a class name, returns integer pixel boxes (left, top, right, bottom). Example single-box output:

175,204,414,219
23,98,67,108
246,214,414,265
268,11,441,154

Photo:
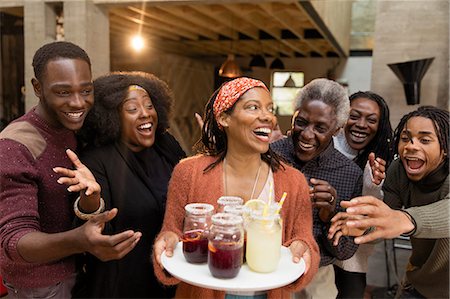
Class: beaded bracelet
73,196,105,221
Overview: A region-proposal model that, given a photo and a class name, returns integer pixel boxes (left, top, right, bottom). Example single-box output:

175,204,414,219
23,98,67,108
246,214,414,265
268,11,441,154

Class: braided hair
393,106,449,168
196,84,284,173
349,91,394,169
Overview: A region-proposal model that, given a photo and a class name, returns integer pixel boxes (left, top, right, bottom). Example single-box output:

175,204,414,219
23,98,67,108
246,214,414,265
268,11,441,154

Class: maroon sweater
0,108,76,288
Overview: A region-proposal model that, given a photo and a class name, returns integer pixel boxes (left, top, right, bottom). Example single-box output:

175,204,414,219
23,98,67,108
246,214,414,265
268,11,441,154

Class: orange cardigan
153,155,319,299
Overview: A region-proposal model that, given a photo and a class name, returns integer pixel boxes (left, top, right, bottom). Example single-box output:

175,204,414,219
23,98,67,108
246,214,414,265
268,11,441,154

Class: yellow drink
245,214,282,273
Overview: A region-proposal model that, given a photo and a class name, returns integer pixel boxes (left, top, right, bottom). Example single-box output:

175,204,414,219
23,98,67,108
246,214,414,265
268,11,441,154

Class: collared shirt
271,137,362,266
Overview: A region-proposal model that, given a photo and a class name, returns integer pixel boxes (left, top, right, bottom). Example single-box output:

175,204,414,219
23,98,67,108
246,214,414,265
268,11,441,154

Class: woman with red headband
153,77,319,299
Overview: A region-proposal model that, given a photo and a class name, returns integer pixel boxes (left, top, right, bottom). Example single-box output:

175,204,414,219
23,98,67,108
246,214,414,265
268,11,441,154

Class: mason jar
246,212,282,273
217,196,244,213
208,213,244,278
182,203,214,264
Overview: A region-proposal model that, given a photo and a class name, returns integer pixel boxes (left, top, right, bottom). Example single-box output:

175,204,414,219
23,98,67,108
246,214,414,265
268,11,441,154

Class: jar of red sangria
182,203,214,264
208,213,244,278
223,204,247,263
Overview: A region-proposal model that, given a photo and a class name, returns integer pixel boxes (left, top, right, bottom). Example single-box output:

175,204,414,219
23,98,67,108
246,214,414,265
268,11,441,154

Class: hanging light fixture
283,74,296,87
270,57,285,70
219,54,242,78
249,55,266,68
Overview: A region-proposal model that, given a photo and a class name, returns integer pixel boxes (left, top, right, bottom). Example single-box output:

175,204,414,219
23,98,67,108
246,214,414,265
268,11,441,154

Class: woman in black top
75,72,185,298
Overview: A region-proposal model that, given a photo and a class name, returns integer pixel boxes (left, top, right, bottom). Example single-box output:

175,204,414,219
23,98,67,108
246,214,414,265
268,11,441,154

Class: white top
333,130,384,199
333,130,383,272
256,168,275,202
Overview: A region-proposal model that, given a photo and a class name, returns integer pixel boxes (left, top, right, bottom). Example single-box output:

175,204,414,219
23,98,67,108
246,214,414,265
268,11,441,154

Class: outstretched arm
17,208,141,263
405,195,449,239
328,196,415,244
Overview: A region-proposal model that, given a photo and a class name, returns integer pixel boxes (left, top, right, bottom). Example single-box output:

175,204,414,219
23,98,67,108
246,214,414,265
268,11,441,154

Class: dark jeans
334,265,366,299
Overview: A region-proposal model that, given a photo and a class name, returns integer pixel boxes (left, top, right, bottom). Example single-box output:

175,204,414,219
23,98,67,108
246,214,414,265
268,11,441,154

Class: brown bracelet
73,196,105,220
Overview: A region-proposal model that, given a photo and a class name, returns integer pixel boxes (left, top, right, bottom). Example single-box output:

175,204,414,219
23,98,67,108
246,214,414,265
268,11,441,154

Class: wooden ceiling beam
259,2,327,57
127,5,219,40
110,7,199,40
225,3,300,57
109,13,182,42
106,1,341,58
189,4,258,40
156,5,235,40
293,2,344,57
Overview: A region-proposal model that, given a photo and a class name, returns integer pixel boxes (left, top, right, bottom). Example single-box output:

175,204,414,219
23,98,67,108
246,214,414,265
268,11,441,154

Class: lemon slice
244,199,266,211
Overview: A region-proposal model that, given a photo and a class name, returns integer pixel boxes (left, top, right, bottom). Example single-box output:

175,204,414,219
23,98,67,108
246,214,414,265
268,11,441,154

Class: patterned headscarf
213,77,269,128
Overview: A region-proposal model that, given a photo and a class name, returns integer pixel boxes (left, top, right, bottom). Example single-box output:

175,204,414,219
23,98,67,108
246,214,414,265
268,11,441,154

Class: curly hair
393,106,449,168
196,82,284,173
349,91,394,169
79,71,173,147
294,78,349,128
32,41,91,82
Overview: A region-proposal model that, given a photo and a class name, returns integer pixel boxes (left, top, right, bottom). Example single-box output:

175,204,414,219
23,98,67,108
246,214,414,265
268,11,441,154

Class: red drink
182,230,208,263
208,242,243,278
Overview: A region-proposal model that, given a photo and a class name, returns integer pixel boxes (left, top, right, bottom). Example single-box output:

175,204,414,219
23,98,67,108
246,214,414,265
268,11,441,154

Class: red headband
213,77,268,127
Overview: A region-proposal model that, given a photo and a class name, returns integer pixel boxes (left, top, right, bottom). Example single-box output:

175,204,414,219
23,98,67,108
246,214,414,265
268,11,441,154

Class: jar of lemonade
246,212,282,273
182,203,214,264
208,213,244,278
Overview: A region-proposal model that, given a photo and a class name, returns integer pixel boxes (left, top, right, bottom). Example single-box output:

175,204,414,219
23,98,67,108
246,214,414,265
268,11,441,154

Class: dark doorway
0,11,24,130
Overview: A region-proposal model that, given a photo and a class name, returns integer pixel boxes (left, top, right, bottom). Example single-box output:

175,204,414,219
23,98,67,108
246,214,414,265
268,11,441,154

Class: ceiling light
270,58,285,70
131,35,144,52
249,55,266,68
219,54,242,78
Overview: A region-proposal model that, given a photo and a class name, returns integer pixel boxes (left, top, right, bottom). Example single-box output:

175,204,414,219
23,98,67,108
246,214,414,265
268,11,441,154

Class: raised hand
77,208,142,261
328,212,366,245
330,196,415,244
54,149,100,197
195,112,204,130
154,231,179,267
368,153,386,185
289,240,311,274
309,178,337,222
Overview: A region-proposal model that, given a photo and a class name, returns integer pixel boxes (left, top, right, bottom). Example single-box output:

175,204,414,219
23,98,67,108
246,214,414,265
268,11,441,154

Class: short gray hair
293,78,350,128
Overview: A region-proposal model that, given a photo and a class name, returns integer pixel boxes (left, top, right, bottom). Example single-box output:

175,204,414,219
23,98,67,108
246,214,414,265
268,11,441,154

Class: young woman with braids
329,106,449,299
331,91,393,298
153,77,319,299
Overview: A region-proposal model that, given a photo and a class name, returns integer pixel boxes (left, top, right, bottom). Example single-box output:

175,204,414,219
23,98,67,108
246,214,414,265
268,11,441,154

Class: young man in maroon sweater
0,41,141,298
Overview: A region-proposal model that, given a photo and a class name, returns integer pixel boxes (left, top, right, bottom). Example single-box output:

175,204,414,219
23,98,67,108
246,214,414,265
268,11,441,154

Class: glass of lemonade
245,212,282,273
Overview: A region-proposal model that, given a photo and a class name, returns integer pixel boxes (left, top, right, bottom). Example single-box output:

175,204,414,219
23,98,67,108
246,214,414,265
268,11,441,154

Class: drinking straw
276,192,287,215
